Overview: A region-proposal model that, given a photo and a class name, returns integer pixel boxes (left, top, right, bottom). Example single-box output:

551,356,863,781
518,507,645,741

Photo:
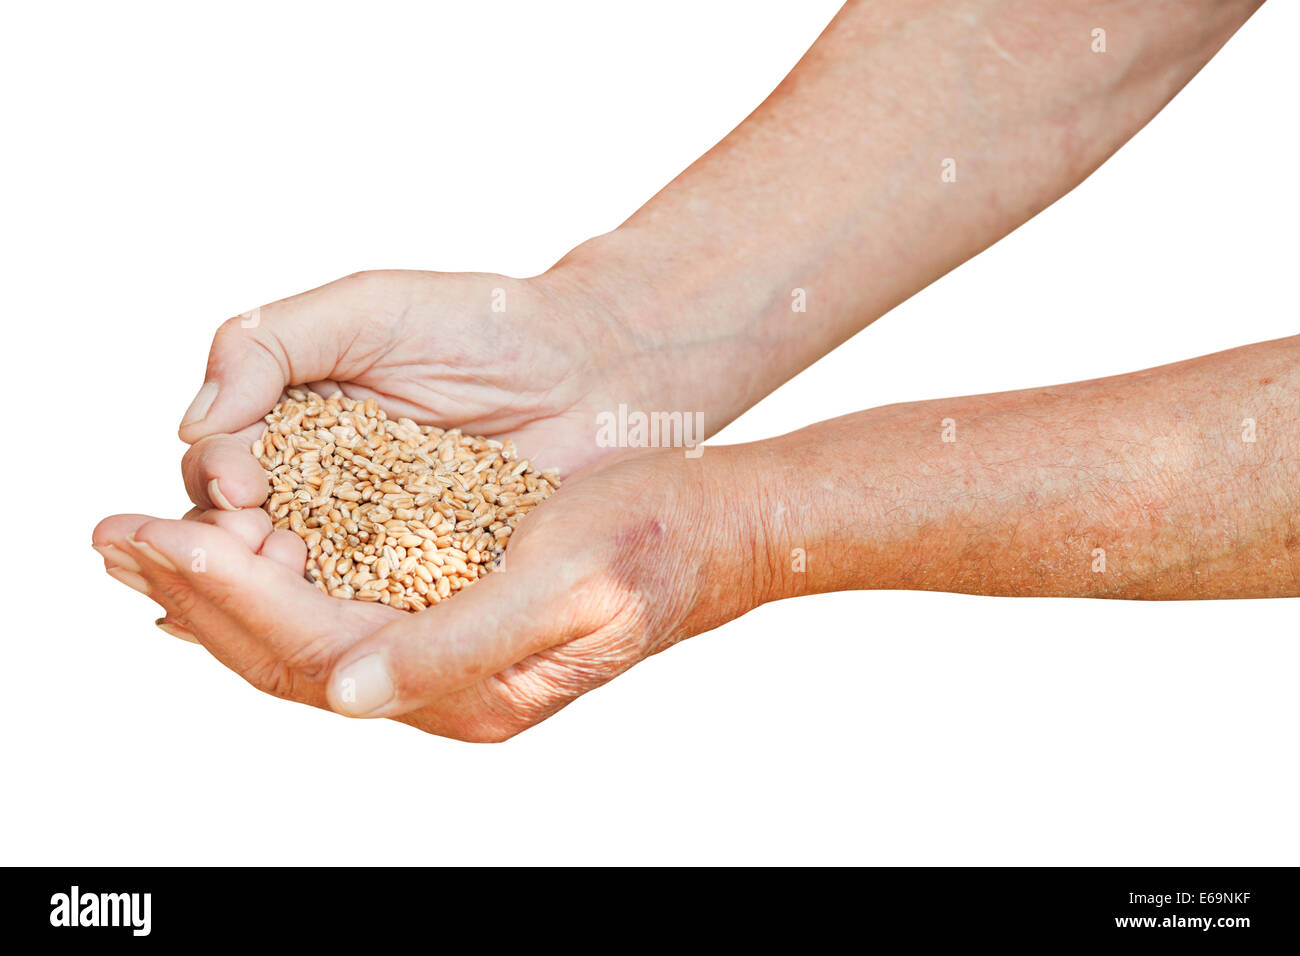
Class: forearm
732,334,1300,602
545,0,1263,428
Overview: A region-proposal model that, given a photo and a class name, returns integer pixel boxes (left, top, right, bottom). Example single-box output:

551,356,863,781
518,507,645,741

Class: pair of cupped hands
95,270,758,741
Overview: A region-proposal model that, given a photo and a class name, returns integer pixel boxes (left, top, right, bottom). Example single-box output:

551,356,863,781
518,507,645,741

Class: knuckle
341,269,400,293
184,436,223,483
453,718,526,744
405,706,523,743
245,658,305,702
209,318,258,370
281,635,341,684
473,725,523,744
200,579,243,616
198,571,267,619
160,580,204,625
179,450,203,495
343,268,406,285
213,315,247,345
476,672,571,738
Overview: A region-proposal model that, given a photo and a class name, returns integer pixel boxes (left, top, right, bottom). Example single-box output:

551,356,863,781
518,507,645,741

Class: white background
2,1,1296,865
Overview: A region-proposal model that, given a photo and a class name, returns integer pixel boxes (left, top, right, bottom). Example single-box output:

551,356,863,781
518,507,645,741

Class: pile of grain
254,388,559,612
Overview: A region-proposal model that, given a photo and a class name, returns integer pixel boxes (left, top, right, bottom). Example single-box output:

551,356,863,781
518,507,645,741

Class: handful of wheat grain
255,388,559,612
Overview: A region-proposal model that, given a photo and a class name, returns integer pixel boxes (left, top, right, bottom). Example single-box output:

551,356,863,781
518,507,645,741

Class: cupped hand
178,268,686,514
94,447,763,741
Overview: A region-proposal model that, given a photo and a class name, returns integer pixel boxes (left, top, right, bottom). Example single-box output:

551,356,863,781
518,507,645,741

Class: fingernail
95,543,140,574
155,618,200,644
127,534,177,571
208,477,236,511
180,381,220,430
107,566,151,596
331,654,395,717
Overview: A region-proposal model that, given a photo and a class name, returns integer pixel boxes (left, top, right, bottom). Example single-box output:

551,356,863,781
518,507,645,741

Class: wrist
678,441,788,628
540,228,803,434
696,433,873,614
719,411,928,607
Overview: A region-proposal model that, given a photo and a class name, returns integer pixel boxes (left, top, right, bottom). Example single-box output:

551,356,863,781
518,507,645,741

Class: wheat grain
255,387,560,612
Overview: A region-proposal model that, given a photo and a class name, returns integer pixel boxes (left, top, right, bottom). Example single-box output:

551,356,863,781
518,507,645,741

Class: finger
192,507,306,572
181,424,270,510
95,518,213,647
191,507,274,553
93,514,159,599
95,514,244,655
178,272,400,443
94,513,155,548
98,514,316,698
99,516,324,700
115,517,396,682
97,511,251,619
324,559,589,719
259,529,308,572
156,617,201,644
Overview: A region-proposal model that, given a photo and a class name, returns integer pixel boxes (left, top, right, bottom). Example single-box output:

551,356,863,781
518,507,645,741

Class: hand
176,267,714,514
94,446,759,741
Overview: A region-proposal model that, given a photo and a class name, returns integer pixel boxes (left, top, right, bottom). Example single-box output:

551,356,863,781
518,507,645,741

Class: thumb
177,272,392,443
324,558,587,719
